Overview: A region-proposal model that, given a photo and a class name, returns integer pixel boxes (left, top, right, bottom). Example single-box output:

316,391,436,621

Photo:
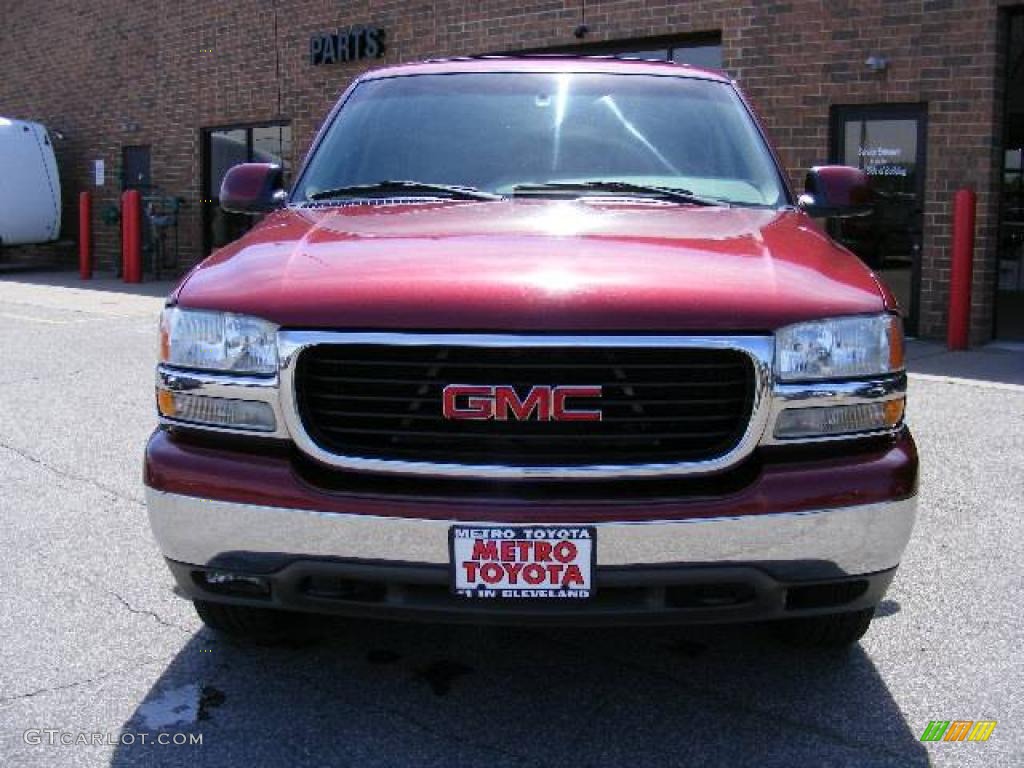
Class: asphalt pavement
0,272,1021,767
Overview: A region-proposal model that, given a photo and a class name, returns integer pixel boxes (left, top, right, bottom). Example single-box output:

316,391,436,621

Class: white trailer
0,117,61,246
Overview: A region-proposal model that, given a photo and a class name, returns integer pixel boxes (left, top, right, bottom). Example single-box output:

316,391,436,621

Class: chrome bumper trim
773,372,907,407
762,372,907,446
146,488,917,576
276,331,775,479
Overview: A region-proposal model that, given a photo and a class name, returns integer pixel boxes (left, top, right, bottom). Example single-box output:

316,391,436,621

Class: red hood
176,200,888,331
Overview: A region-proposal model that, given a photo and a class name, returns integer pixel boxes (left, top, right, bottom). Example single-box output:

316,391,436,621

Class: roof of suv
358,55,731,83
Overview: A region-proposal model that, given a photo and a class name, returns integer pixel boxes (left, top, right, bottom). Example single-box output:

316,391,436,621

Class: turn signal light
774,398,904,439
157,389,276,432
883,397,906,427
888,317,905,372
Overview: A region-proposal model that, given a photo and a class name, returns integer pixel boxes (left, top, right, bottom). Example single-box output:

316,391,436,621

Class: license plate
450,525,595,599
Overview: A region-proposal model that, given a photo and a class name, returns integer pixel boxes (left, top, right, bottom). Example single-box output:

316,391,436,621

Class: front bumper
145,418,917,625
148,487,916,577
147,486,915,625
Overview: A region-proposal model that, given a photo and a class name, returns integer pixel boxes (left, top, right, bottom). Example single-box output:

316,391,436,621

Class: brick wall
2,0,1022,343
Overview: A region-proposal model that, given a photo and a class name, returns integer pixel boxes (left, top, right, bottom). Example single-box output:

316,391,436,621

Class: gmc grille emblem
442,385,603,422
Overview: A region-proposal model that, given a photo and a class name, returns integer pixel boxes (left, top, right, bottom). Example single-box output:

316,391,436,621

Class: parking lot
0,272,1021,768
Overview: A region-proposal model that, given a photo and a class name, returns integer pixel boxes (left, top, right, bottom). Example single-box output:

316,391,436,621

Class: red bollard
78,191,92,280
121,189,142,283
947,188,977,350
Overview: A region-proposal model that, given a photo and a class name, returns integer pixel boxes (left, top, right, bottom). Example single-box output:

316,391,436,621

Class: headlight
159,307,278,375
775,314,903,382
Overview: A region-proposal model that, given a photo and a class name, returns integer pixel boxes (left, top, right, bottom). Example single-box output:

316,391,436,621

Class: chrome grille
293,341,756,469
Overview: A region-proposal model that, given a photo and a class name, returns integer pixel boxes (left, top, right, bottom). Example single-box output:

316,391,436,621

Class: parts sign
450,526,595,599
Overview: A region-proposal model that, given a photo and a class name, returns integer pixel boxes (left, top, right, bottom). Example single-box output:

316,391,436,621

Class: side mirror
798,165,873,218
220,163,286,214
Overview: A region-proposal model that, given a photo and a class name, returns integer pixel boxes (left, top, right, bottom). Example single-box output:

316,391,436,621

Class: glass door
831,104,927,335
997,11,1024,340
202,123,292,254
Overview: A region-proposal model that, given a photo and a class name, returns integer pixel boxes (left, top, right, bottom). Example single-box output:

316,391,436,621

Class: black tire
193,599,294,643
775,606,875,649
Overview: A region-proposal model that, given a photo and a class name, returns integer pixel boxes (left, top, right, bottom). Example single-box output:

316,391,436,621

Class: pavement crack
382,705,555,767
30,550,195,637
0,655,174,706
106,589,193,636
0,437,144,507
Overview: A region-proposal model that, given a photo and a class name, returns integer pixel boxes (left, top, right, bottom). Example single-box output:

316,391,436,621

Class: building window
202,123,292,253
609,42,722,70
512,33,723,71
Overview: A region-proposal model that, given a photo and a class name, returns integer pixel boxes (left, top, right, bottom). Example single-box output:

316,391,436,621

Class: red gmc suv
146,57,917,647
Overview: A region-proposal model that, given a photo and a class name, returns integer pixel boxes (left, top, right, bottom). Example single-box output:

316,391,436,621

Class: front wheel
774,607,875,649
193,600,295,644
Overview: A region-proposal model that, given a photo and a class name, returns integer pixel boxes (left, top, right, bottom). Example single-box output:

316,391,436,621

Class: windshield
296,72,788,207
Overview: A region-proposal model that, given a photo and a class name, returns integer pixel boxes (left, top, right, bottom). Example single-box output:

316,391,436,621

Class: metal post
78,191,92,280
947,189,976,350
122,189,142,283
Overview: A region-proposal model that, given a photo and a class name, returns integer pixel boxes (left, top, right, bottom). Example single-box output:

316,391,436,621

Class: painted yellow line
0,311,73,325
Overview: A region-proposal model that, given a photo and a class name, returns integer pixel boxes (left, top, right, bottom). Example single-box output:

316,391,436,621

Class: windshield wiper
511,181,726,206
308,180,501,202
